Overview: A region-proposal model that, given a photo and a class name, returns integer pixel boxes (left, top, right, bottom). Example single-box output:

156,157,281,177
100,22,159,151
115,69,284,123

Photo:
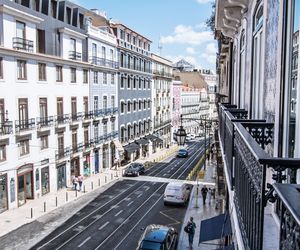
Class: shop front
0,174,8,213
83,153,91,177
41,166,50,195
103,144,109,169
57,163,66,190
71,157,80,177
17,164,33,207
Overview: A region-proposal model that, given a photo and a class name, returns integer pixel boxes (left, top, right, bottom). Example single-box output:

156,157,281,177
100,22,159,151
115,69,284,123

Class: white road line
163,173,166,176
77,236,91,248
137,193,142,198
127,201,134,206
98,221,109,230
115,210,123,217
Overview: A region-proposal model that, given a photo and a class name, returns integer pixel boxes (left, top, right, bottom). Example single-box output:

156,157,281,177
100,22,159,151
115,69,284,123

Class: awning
199,213,232,244
124,143,140,153
113,139,124,152
145,134,163,143
135,138,149,145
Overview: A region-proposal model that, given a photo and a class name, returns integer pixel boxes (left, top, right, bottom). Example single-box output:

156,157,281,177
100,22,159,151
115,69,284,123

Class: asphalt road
31,140,206,250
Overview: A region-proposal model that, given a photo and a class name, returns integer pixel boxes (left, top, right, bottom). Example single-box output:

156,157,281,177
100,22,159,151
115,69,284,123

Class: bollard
98,178,100,186
66,192,68,202
105,176,107,183
91,182,93,190
111,173,113,180
76,190,77,197
44,202,46,212
55,196,58,207
83,185,86,193
31,208,33,219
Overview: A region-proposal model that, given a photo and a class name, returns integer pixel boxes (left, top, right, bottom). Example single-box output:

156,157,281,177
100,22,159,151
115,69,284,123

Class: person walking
207,188,212,205
201,185,208,205
78,175,83,192
185,217,196,249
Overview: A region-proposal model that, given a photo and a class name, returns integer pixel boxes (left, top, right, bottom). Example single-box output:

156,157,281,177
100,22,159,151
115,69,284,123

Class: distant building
171,79,182,142
173,59,195,72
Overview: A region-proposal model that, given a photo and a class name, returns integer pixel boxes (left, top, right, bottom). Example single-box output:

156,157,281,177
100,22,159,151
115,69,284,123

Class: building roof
174,71,207,90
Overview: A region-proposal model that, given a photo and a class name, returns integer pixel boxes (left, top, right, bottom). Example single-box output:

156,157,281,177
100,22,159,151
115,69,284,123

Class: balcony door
39,97,47,119
70,38,76,52
92,43,97,58
57,97,63,120
16,21,25,39
18,98,28,129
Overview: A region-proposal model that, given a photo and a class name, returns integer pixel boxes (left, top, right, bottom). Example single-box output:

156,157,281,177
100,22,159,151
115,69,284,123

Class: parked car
177,148,188,158
124,163,145,177
137,224,178,250
163,182,191,205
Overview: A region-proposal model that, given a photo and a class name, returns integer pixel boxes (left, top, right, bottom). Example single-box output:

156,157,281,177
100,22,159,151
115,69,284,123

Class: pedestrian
78,175,83,192
211,187,216,199
201,185,208,205
73,176,78,191
207,188,212,205
184,217,196,249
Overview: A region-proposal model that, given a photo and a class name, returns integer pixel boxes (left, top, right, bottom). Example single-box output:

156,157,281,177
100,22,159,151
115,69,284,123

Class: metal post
75,190,77,197
91,181,93,190
105,176,107,183
56,196,58,207
31,208,33,218
98,178,100,186
66,192,68,202
44,202,46,212
195,180,199,208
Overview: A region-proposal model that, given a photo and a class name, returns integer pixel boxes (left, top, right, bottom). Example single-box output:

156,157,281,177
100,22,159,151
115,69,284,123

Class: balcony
90,56,119,69
0,121,13,135
56,147,72,160
71,112,83,122
72,143,84,154
218,103,300,250
15,118,35,133
83,111,94,120
69,51,82,61
13,37,33,52
55,114,70,125
113,107,118,114
94,109,104,118
36,116,54,128
94,135,104,145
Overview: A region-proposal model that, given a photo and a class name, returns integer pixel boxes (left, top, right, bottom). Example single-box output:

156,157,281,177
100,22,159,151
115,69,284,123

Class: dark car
137,224,178,250
177,148,188,158
124,163,145,177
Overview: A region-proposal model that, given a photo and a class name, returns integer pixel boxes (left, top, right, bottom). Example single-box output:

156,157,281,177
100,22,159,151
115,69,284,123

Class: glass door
18,175,25,206
25,172,33,199
57,164,66,190
0,174,8,213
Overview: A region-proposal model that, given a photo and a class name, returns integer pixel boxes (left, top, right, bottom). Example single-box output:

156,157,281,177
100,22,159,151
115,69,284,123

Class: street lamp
175,125,187,146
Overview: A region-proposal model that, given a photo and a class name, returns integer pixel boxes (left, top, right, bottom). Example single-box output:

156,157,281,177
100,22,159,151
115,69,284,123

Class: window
143,100,146,109
127,77,131,89
111,74,115,84
127,100,131,112
56,66,63,82
94,125,98,139
111,96,115,108
93,71,98,84
0,57,3,79
70,68,76,83
139,100,142,110
94,96,99,111
102,46,106,59
120,29,125,40
41,135,48,149
92,43,97,58
127,33,131,43
83,69,88,83
110,49,114,61
103,122,107,135
121,76,125,88
70,38,76,52
18,98,28,125
72,130,77,151
57,97,63,120
121,101,125,113
133,100,137,111
38,63,46,81
57,133,64,156
17,60,27,80
133,77,136,88
39,97,48,121
83,96,88,114
139,78,142,89
19,140,29,156
103,96,107,109
148,100,151,109
16,21,25,39
144,79,146,89
84,127,89,146
133,36,136,45
148,80,151,89
0,145,6,162
71,97,77,119
111,120,115,132
103,73,107,84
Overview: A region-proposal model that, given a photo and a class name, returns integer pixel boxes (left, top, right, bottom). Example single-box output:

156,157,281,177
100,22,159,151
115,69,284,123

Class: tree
206,3,216,33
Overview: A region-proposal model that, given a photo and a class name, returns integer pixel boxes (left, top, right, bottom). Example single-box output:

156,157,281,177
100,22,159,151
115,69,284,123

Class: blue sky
72,0,216,70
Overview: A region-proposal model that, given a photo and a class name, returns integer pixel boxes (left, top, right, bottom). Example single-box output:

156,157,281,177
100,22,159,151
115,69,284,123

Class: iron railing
55,114,70,125
15,118,35,132
69,51,82,60
218,103,300,250
36,116,54,128
56,147,72,160
71,112,83,122
89,56,119,68
83,111,94,120
0,121,13,135
13,37,33,52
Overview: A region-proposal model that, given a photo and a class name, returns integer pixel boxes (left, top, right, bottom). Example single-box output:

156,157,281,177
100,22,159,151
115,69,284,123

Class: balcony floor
263,211,279,250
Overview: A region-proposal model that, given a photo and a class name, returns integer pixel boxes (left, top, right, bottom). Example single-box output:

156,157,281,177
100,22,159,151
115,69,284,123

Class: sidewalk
0,144,179,238
178,159,223,250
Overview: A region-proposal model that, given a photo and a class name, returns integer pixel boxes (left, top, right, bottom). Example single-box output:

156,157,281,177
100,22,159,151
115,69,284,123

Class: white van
163,182,191,205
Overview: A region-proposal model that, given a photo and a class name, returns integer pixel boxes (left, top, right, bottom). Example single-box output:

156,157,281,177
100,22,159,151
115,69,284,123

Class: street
25,140,206,250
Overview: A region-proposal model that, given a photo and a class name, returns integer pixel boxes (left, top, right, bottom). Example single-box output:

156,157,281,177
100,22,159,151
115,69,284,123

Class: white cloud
160,25,213,45
196,0,214,4
186,47,196,54
201,42,217,65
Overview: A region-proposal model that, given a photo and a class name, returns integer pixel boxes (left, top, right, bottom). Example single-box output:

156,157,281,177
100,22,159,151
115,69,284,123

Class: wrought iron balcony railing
15,118,35,132
55,114,70,125
0,121,13,135
89,56,119,69
13,37,33,52
113,107,118,114
56,147,72,160
71,112,82,122
84,111,94,120
36,116,54,128
218,103,300,250
69,51,82,60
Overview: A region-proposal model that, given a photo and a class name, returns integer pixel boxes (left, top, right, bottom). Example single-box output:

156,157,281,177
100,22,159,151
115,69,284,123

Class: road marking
115,210,123,217
144,186,150,191
98,221,109,230
77,236,91,248
163,173,166,176
137,193,142,198
127,201,134,206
